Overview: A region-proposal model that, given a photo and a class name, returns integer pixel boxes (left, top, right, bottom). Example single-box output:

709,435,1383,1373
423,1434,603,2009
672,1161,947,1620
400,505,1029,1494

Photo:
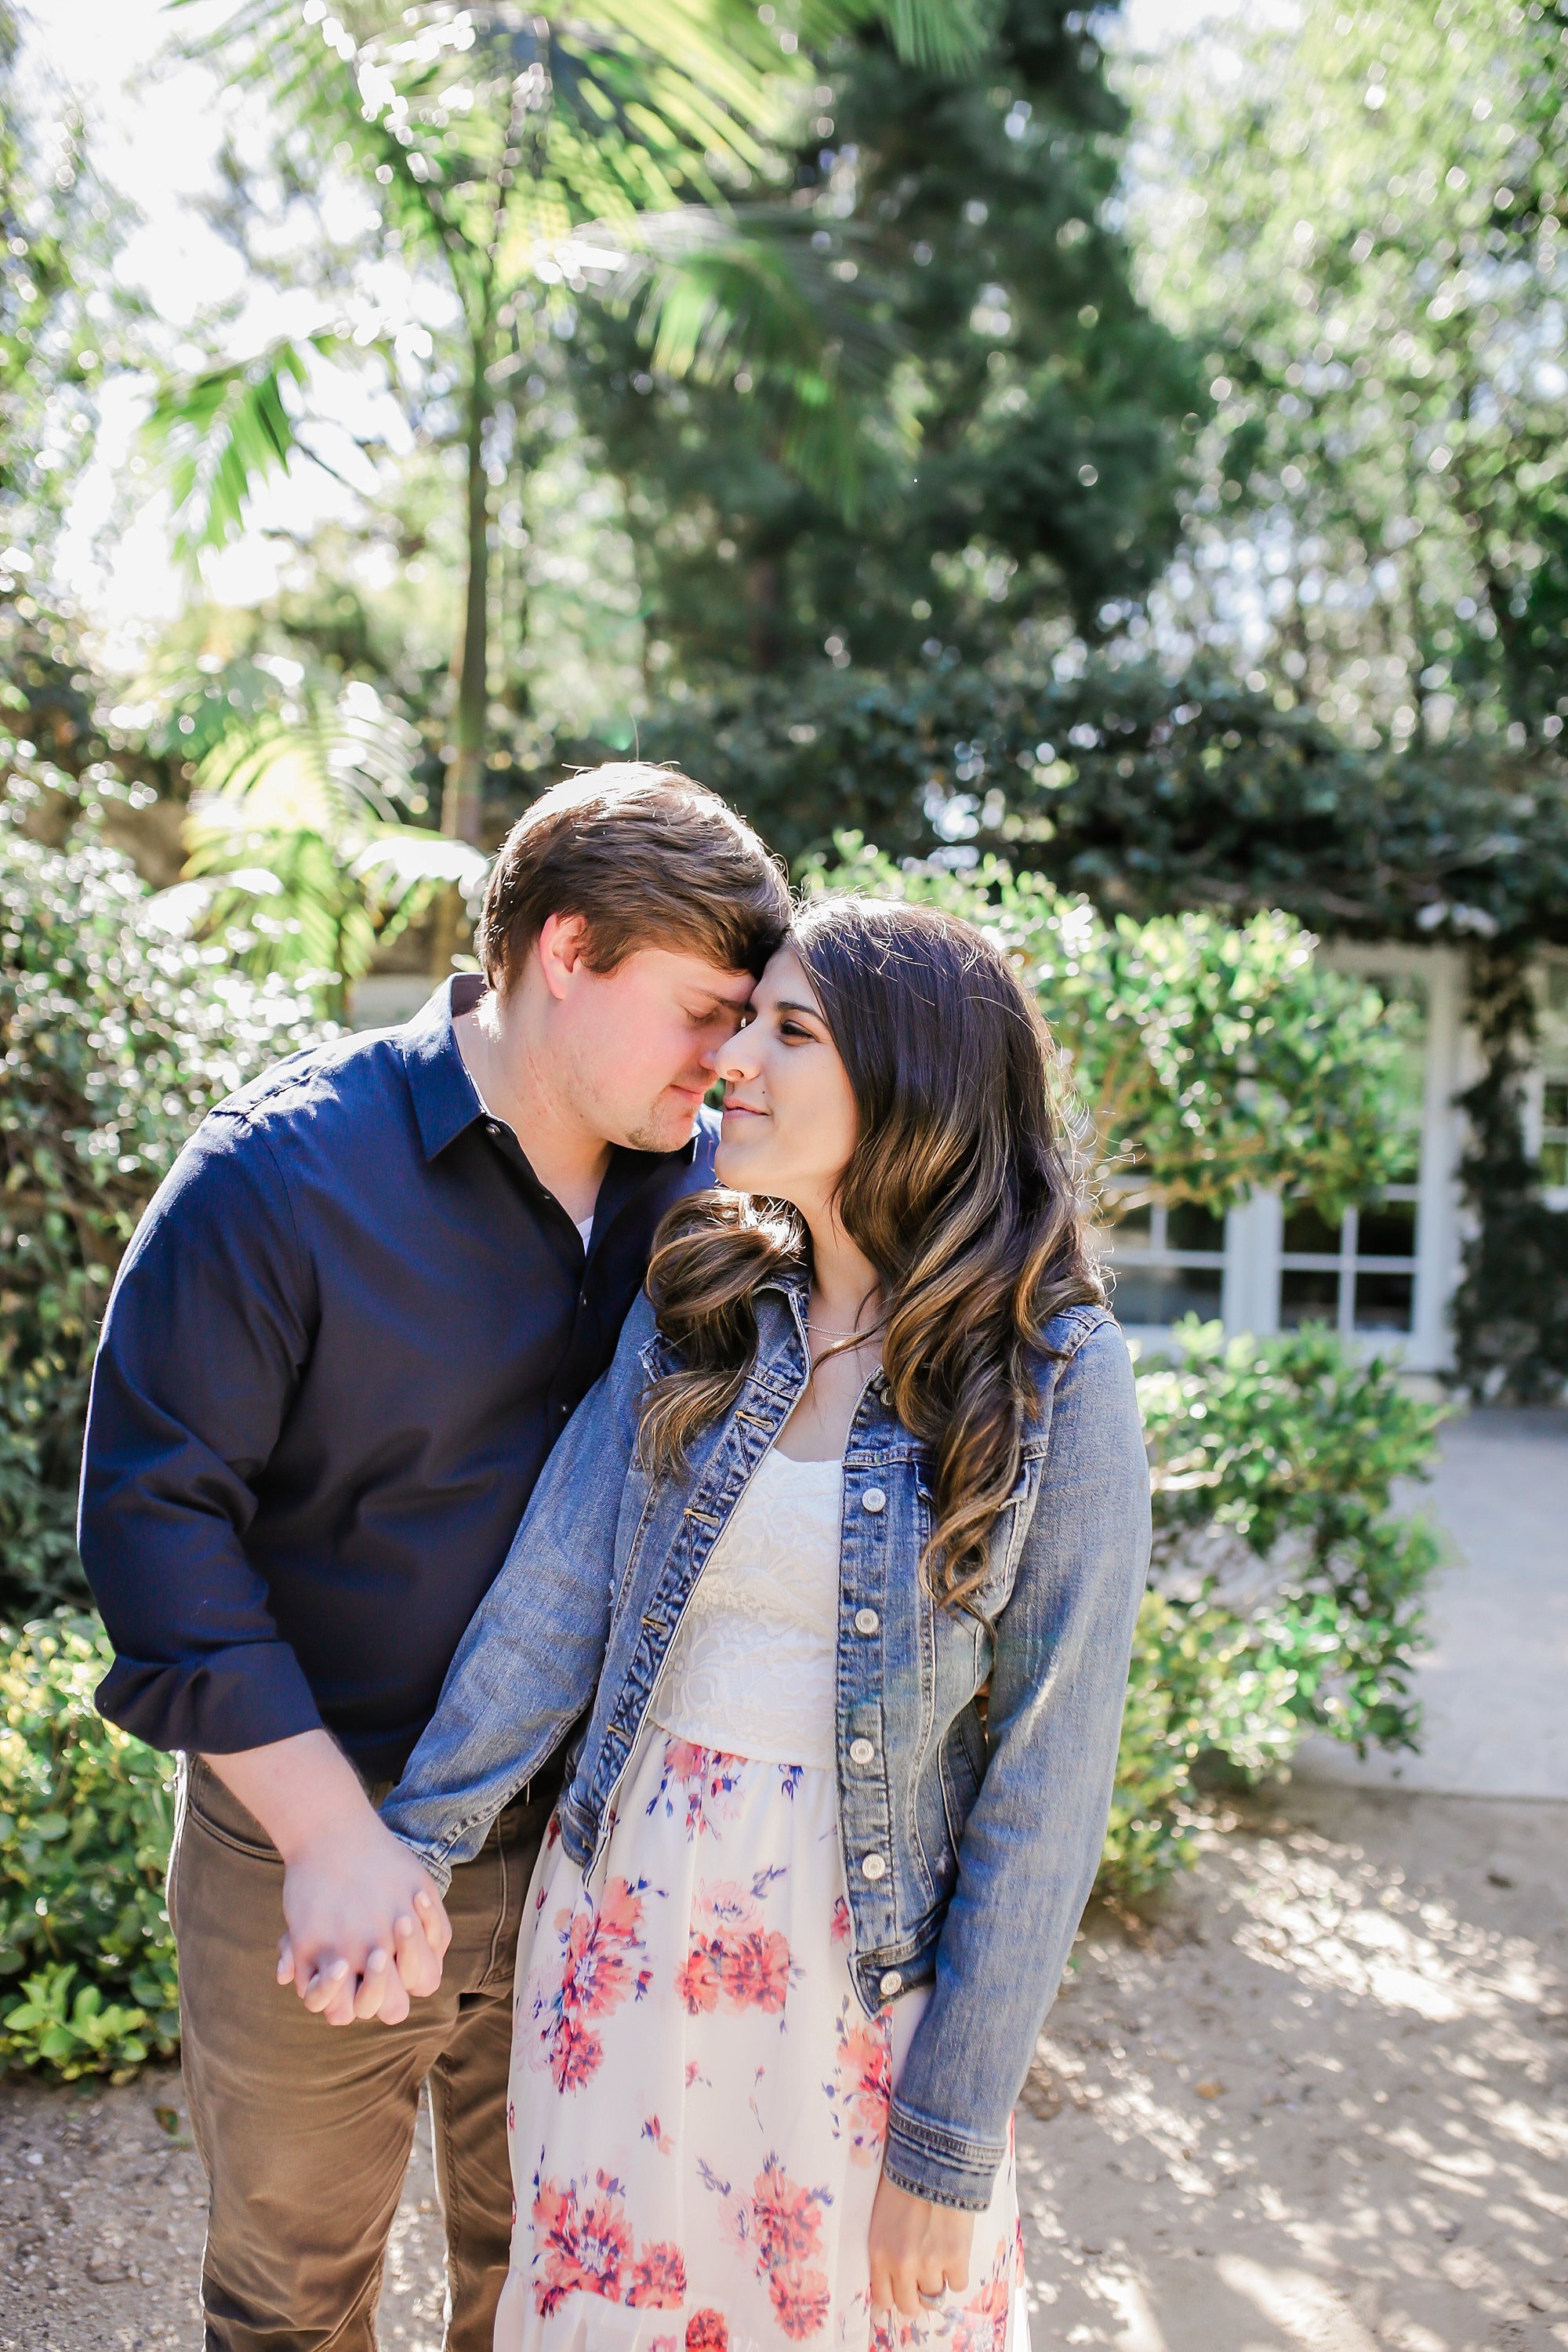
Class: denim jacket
381,1270,1150,2210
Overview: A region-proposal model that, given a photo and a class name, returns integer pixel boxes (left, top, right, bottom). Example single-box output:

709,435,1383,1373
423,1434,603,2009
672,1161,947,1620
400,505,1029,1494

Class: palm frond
350,829,492,905
194,681,424,835
143,334,340,564
561,205,904,514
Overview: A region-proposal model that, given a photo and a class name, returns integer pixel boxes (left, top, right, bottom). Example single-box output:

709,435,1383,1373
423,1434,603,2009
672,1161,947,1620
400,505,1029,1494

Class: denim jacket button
853,1607,880,1635
879,1967,902,1998
849,1737,876,1766
860,1853,887,1882
861,1487,887,1514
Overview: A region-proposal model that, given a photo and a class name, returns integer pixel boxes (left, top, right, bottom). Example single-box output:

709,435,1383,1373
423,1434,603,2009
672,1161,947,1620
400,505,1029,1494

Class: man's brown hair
475,764,791,990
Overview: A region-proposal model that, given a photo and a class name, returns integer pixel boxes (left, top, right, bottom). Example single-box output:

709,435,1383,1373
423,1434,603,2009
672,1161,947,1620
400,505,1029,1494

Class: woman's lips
721,1101,766,1119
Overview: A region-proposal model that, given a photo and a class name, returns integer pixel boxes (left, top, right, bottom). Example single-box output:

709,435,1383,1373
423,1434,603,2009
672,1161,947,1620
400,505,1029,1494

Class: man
79,765,791,2352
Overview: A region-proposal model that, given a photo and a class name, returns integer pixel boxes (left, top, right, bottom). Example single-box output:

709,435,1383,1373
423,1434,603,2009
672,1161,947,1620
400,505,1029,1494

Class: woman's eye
779,1021,811,1042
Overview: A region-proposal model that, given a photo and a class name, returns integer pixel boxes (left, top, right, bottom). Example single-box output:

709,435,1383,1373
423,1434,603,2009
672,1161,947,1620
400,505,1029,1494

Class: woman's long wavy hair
638,894,1103,1614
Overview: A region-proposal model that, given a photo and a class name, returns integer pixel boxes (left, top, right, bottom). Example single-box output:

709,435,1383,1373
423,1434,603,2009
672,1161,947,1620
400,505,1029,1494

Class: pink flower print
627,2240,688,2307
650,2338,679,2352
949,2246,1012,2352
545,2011,604,2094
563,1879,650,2017
768,2264,831,2341
829,1895,851,1945
530,2170,633,2316
685,2310,728,2352
833,2008,892,2165
677,1943,722,2014
641,2113,675,2156
681,1882,792,2015
696,1880,756,1935
654,1738,749,1838
750,2157,826,2270
533,1878,650,2092
664,1737,711,1786
727,1927,790,2013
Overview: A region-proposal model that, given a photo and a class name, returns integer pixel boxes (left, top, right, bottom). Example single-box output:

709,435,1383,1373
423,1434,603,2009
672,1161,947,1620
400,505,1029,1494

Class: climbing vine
1450,945,1568,1402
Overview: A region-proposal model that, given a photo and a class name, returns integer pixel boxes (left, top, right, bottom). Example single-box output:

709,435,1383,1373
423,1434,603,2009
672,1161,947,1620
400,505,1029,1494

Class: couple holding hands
81,767,1150,2352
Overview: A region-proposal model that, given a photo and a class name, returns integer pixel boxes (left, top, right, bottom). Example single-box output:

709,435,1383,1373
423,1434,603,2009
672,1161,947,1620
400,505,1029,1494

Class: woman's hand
868,2169,976,2321
275,1817,452,2027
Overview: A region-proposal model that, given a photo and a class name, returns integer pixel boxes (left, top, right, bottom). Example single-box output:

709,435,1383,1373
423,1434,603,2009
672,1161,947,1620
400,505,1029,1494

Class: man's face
555,942,756,1153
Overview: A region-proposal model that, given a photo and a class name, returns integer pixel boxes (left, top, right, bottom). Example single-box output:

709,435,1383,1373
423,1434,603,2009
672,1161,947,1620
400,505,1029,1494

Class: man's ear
535,912,592,1002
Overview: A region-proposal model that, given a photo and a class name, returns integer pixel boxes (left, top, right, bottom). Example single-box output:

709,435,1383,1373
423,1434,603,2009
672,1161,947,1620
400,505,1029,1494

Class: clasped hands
272,1811,978,2322
276,1811,451,2027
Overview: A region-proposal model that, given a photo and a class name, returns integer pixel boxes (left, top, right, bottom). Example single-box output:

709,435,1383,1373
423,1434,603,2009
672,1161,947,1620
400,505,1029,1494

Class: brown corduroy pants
168,1754,554,2352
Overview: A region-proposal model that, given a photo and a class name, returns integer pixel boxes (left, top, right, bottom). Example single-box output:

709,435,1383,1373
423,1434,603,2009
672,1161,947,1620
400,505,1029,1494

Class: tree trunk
433,339,492,978
746,552,783,672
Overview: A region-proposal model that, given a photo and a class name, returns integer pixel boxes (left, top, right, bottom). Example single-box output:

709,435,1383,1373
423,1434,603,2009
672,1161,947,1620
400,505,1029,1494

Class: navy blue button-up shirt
78,976,719,1777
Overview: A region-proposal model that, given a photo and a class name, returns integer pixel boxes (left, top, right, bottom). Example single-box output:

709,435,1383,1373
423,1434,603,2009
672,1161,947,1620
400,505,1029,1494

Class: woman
301,895,1149,2351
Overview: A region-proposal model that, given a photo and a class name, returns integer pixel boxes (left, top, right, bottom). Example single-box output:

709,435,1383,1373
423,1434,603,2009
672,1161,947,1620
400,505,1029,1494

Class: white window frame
1104,944,1468,1374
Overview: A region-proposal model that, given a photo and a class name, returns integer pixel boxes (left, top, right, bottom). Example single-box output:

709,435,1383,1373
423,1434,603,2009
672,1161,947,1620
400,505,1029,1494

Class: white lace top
652,1448,843,1769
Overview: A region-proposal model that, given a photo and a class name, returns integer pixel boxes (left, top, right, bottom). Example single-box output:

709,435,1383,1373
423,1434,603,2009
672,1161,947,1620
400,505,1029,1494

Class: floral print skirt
492,1731,1026,2352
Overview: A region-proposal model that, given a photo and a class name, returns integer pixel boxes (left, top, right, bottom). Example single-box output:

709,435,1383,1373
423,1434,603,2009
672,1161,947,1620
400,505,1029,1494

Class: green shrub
0,1612,177,2080
0,753,328,1616
1098,1319,1443,1900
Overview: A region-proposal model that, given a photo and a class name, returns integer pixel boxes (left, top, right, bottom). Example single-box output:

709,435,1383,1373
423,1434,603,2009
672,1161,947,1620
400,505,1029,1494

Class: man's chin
622,1101,704,1156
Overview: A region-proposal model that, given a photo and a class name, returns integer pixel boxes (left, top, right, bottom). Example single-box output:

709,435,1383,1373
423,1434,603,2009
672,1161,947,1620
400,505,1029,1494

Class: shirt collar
398,975,491,1161
396,975,710,1202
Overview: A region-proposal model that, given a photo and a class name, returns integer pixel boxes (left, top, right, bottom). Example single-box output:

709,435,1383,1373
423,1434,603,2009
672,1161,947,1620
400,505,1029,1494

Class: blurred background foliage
0,0,1563,2062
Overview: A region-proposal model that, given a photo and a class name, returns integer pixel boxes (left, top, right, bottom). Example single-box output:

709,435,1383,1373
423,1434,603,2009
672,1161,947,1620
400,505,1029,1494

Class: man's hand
275,1820,451,2027
867,2169,976,2321
200,1729,451,2027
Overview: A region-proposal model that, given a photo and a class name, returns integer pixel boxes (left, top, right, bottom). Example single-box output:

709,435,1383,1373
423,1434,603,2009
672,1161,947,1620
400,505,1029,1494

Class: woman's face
713,944,858,1218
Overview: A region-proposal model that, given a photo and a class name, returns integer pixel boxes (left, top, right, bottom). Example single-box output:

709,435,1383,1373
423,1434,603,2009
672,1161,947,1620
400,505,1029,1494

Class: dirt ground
2,1779,1564,2352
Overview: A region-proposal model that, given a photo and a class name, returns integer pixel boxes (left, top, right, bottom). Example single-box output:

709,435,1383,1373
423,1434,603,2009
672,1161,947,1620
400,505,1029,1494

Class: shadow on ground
1018,1783,1568,2351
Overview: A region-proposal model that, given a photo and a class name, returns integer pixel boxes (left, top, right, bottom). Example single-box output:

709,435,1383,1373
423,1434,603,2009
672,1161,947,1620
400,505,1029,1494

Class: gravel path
2,1780,1564,2351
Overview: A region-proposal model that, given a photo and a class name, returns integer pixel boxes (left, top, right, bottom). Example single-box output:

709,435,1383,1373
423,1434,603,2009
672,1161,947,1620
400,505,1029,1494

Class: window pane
1352,1272,1414,1333
1110,1264,1223,1325
1356,1198,1417,1258
1282,1202,1343,1256
1166,1200,1227,1252
1107,1202,1153,1245
1279,1268,1342,1327
1360,971,1427,1181
1544,1080,1568,1131
1541,1140,1568,1189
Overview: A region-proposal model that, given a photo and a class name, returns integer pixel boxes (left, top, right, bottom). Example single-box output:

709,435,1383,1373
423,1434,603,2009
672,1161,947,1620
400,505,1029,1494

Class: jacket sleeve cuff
882,2100,1005,2213
95,1642,324,1757
389,1835,456,1895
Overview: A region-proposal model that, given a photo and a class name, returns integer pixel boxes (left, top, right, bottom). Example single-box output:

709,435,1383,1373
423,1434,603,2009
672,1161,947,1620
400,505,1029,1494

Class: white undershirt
465,1068,594,1254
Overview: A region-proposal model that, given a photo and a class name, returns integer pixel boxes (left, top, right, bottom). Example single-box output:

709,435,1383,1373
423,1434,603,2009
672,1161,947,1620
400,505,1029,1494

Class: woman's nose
712,1024,760,1083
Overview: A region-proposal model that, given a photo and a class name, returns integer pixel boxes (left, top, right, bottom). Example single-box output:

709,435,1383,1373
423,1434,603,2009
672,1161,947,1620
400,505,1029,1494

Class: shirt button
848,1737,876,1766
879,1968,903,1998
862,1486,887,1514
853,1607,879,1636
861,1853,887,1882
557,1403,570,1419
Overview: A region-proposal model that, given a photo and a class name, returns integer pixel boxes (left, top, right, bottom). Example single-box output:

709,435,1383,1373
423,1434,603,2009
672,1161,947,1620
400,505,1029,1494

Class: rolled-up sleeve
78,1111,323,1755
